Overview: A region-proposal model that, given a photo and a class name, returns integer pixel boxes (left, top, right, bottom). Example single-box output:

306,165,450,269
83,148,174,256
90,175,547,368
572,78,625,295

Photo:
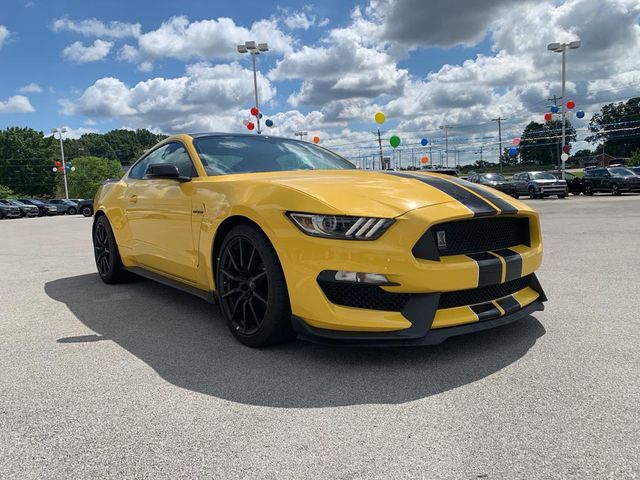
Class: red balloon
544,112,553,122
55,161,61,167
250,107,259,116
247,122,255,131
566,100,575,109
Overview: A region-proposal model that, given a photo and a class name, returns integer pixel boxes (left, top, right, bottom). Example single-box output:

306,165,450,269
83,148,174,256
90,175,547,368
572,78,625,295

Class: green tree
59,156,124,199
0,184,15,198
629,148,640,166
519,120,576,166
0,127,57,197
586,97,640,158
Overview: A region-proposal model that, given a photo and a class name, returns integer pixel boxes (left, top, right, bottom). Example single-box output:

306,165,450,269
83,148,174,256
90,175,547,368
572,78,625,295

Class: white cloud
0,95,35,113
45,126,99,139
0,25,10,49
130,15,293,64
60,62,277,133
283,12,314,30
19,82,43,93
52,16,141,38
63,39,113,63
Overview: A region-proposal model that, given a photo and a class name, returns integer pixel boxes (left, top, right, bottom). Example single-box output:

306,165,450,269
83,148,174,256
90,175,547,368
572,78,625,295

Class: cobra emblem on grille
436,231,447,249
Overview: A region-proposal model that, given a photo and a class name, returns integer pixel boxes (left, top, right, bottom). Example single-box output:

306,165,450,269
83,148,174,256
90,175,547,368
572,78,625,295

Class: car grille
318,275,534,312
413,216,530,260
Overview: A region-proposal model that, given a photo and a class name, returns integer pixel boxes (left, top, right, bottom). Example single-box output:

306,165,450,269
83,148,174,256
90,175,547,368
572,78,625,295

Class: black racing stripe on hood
387,172,498,217
444,177,518,214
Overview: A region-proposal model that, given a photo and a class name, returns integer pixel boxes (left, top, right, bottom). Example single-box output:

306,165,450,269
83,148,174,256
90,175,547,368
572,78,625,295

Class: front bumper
537,185,566,196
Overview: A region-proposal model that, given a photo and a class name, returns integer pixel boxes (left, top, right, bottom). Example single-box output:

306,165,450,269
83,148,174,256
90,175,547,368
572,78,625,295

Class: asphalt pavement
1,195,638,479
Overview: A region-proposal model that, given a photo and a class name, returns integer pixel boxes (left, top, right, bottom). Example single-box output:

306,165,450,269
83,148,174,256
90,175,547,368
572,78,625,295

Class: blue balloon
508,147,518,156
265,119,273,127
550,105,559,114
576,110,585,119
420,138,428,146
259,113,263,119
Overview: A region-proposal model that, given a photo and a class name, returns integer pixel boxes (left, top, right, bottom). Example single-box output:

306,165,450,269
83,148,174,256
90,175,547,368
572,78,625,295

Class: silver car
511,171,567,199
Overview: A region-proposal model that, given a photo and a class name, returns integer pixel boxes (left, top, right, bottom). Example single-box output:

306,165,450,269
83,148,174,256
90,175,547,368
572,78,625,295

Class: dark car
76,199,94,217
583,167,640,195
548,170,584,195
46,199,78,215
17,198,57,216
511,171,567,199
0,201,21,219
471,172,512,194
630,166,640,176
0,199,39,217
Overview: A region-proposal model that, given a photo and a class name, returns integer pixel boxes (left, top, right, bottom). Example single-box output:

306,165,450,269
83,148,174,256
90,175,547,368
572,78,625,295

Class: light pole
492,117,505,172
294,131,308,141
439,125,452,167
237,40,269,134
51,127,69,200
548,40,580,179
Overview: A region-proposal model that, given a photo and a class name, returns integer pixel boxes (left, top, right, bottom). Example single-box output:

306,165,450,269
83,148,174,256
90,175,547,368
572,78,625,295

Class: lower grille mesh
318,275,533,312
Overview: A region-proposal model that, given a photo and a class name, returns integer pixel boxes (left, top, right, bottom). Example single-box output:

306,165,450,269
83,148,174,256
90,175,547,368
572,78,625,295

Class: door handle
128,195,138,204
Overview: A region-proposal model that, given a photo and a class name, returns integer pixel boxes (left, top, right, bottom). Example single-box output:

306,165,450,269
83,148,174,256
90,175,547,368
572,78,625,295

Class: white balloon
71,166,76,171
52,167,57,172
561,153,569,161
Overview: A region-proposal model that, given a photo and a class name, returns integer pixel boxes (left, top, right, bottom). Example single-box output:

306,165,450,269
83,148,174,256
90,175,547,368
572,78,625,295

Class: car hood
219,170,523,218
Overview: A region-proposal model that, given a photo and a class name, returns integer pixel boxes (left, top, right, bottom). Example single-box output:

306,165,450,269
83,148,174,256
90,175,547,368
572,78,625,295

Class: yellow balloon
374,112,385,124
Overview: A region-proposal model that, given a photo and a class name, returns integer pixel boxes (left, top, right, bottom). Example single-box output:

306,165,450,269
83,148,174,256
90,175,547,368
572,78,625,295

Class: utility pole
237,41,269,134
492,117,505,172
547,95,562,171
377,129,383,170
439,125,452,167
294,131,308,141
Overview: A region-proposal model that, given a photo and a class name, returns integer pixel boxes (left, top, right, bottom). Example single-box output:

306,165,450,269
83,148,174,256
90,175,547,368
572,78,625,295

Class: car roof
187,132,297,142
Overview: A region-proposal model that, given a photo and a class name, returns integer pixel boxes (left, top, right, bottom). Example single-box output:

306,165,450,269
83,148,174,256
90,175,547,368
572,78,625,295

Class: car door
599,170,611,192
516,173,527,194
124,142,199,282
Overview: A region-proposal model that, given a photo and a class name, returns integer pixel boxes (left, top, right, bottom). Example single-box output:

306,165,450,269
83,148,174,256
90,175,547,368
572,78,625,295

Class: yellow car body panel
95,133,546,344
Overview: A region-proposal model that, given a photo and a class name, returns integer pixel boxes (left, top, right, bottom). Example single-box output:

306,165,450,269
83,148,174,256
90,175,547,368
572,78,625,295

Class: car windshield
193,135,355,175
609,167,634,176
481,173,506,181
531,172,557,180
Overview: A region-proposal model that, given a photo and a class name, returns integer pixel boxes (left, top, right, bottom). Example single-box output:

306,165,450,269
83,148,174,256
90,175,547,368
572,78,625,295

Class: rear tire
216,224,294,347
93,215,128,284
611,184,621,196
82,206,93,217
67,207,77,215
558,194,566,199
529,186,538,199
584,184,594,196
511,189,519,199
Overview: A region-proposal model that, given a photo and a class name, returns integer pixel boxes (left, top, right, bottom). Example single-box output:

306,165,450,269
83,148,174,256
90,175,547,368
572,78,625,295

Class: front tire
529,186,538,199
511,189,519,199
584,184,594,196
93,215,127,284
216,224,293,347
82,206,93,217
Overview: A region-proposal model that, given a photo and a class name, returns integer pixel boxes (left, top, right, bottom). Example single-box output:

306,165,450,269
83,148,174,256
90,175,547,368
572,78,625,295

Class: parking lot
1,195,638,479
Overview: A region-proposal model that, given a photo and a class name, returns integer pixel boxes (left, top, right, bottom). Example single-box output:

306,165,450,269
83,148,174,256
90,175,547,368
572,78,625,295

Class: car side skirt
125,266,216,304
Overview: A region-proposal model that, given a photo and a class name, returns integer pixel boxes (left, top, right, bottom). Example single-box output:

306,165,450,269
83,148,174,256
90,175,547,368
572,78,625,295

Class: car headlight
287,212,394,240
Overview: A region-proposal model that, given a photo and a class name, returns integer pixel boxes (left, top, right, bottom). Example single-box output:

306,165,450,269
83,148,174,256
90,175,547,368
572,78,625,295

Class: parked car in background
17,198,57,216
583,167,640,195
47,199,78,215
0,199,39,217
511,171,567,199
0,201,21,219
629,166,640,175
548,170,584,195
76,199,94,217
470,172,512,195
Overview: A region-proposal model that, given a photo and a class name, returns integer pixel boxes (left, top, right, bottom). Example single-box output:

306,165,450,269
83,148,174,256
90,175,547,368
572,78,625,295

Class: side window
129,143,197,179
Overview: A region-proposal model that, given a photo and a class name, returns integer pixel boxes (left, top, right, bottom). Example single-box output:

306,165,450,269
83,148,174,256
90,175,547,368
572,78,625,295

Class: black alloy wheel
216,224,293,347
93,215,127,284
611,183,621,196
584,184,594,196
82,206,93,217
67,207,77,215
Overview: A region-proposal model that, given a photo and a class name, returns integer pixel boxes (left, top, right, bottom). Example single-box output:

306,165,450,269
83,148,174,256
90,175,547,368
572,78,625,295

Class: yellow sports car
93,133,546,347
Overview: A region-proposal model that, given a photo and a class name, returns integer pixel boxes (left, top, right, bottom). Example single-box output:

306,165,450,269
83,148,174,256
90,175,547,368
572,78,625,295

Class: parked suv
470,172,512,194
76,199,94,217
17,198,57,216
46,199,78,215
583,167,640,195
629,166,640,176
511,171,567,199
0,201,21,219
548,170,584,195
0,199,39,217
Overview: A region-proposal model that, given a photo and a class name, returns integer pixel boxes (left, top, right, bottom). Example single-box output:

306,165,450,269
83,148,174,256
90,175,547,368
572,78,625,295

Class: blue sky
1,0,639,164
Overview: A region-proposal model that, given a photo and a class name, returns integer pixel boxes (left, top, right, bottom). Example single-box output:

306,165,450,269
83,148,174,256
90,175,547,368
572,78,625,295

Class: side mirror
146,163,190,182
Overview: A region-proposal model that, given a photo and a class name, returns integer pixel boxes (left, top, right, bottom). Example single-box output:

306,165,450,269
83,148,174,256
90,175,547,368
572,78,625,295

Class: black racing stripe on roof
387,172,498,217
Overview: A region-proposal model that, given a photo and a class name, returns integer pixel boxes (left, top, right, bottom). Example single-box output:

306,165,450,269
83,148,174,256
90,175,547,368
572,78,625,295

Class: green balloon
389,135,401,148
